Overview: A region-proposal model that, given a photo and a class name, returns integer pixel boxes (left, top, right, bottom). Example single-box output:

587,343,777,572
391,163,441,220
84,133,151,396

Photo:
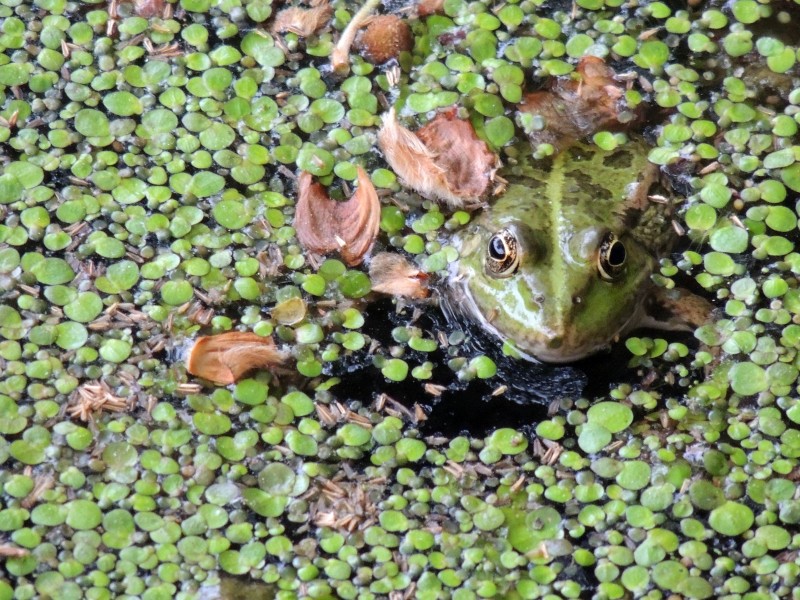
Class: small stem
331,0,381,75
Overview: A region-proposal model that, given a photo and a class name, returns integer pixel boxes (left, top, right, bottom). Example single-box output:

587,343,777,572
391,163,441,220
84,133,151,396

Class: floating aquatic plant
1,0,800,598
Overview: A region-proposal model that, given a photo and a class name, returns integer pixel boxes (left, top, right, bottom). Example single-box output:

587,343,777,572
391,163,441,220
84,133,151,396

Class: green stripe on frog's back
544,151,568,330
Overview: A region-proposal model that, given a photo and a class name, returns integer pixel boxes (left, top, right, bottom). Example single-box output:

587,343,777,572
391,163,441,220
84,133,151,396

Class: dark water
326,297,663,437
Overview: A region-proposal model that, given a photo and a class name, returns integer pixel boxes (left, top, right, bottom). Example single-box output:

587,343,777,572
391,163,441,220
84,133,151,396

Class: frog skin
446,140,676,363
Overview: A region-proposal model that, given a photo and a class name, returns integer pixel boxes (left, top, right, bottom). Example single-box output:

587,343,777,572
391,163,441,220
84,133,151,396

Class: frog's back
493,141,671,252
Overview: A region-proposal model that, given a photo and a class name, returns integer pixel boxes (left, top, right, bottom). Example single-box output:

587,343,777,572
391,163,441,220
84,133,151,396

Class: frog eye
486,229,519,278
598,232,626,280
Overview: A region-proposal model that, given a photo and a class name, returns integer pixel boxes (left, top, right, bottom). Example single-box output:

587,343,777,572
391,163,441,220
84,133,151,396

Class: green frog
447,140,682,363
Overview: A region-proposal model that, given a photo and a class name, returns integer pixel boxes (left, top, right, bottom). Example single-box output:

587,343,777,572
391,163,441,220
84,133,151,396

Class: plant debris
378,107,499,208
518,56,641,152
294,166,380,266
369,252,430,299
186,332,287,385
331,0,381,74
131,0,165,18
270,0,332,37
67,381,130,422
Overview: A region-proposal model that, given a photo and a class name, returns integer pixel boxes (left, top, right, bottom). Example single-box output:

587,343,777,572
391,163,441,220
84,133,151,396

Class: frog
444,140,683,363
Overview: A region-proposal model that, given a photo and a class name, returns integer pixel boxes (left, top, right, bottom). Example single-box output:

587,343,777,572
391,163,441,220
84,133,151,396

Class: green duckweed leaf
728,362,768,395
587,402,633,434
709,501,754,536
74,109,110,137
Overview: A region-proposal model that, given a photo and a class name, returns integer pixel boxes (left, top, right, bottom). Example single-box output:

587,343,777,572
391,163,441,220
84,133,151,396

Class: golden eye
598,232,626,280
486,229,519,278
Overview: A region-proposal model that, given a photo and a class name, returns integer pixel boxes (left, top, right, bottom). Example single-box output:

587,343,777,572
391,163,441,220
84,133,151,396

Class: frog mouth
441,275,648,364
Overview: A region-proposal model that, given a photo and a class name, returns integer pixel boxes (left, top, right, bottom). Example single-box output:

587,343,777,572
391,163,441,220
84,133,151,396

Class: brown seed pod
358,15,413,64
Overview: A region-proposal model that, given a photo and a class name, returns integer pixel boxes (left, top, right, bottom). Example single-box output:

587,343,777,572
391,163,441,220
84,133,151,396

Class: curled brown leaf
377,107,498,209
186,332,287,385
518,56,641,152
295,166,380,266
369,252,429,299
416,107,499,201
270,1,332,37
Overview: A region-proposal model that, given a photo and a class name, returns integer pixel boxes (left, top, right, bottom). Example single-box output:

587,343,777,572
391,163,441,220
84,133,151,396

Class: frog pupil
489,236,507,260
608,241,626,266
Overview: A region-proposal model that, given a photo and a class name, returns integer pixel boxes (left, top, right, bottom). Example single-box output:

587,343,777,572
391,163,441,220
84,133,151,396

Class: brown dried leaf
416,107,499,201
186,332,286,385
357,15,413,64
295,166,380,266
369,252,430,299
270,2,332,37
377,107,498,209
518,56,640,152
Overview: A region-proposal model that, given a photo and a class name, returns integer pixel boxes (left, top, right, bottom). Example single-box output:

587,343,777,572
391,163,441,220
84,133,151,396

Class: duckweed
1,0,800,597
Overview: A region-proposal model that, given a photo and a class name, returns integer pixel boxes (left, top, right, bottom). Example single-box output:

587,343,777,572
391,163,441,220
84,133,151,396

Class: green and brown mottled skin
448,141,676,363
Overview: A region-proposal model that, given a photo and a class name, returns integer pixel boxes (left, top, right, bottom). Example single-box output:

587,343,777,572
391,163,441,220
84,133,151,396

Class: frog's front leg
641,286,714,331
624,161,660,213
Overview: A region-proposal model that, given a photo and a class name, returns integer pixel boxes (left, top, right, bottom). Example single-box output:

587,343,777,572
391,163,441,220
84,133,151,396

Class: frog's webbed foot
639,286,714,331
641,287,722,378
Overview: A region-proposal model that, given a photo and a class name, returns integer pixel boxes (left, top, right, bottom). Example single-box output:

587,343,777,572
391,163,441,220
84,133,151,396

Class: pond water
1,0,800,599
